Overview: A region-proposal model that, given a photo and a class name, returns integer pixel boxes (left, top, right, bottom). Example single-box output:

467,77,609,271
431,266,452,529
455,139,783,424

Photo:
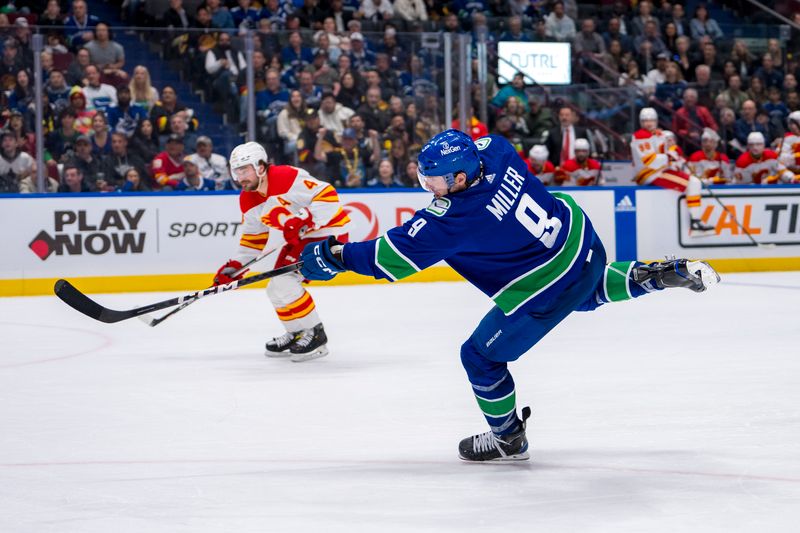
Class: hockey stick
139,248,278,327
54,262,303,324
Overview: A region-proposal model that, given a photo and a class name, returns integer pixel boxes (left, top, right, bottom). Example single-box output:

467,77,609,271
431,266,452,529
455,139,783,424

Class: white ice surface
1,273,799,532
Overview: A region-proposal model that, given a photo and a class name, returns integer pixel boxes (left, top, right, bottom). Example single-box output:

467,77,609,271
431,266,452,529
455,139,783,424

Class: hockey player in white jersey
630,108,714,236
214,142,351,361
526,145,555,185
735,132,796,184
779,111,800,174
688,128,732,185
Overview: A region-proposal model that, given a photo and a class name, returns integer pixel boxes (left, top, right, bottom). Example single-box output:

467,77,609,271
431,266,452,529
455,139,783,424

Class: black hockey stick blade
53,262,303,324
54,279,134,323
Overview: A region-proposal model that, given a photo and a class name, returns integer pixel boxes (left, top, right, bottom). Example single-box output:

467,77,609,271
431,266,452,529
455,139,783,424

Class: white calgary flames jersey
688,150,731,184
734,150,793,184
556,158,602,186
779,133,800,171
236,165,350,261
630,129,669,184
527,159,556,185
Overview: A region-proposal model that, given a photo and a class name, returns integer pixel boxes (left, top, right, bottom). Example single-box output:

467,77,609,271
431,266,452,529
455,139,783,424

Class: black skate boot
632,258,720,293
265,331,300,358
689,218,715,237
459,407,531,462
289,323,329,362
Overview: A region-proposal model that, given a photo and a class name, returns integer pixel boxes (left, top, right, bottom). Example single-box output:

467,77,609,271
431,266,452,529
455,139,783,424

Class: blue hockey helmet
416,129,481,192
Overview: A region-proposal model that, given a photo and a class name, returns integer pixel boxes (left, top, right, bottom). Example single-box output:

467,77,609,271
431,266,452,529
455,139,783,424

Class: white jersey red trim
556,158,602,186
734,150,794,184
778,132,800,171
688,150,731,184
527,159,556,185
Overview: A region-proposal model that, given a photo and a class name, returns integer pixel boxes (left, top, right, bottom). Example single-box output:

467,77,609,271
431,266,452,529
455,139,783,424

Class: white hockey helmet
574,138,590,151
529,144,549,162
701,127,720,142
639,107,658,124
747,132,765,146
789,111,800,125
229,142,269,177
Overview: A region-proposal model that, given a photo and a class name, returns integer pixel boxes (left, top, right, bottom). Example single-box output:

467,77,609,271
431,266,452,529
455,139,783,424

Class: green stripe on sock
475,390,516,418
375,235,419,280
605,261,635,302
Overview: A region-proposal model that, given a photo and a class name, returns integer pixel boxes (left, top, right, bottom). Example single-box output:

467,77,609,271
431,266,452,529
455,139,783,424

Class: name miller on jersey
485,165,527,221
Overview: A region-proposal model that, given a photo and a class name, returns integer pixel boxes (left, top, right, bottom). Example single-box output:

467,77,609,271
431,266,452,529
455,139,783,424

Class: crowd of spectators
1,0,800,193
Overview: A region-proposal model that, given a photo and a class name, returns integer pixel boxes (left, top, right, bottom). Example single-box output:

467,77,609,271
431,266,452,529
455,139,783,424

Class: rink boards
2,185,800,296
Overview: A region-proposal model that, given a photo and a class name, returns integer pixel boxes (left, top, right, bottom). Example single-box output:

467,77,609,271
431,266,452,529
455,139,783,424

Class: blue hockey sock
471,371,520,436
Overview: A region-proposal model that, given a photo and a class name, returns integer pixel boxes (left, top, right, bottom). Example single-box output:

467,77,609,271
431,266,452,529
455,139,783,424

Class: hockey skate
632,258,720,293
689,218,715,237
289,323,329,362
459,407,531,462
265,331,299,358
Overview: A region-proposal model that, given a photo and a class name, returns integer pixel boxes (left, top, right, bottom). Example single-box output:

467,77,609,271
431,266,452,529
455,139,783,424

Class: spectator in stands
256,67,289,116
531,19,554,43
619,58,649,96
673,36,693,81
319,91,354,137
544,106,588,166
502,96,531,138
67,86,96,134
231,0,260,30
44,33,69,55
90,111,112,156
787,91,800,113
690,4,723,42
729,40,755,82
295,109,324,175
83,65,118,112
643,52,668,92
46,70,71,111
764,86,790,123
654,61,687,112
347,114,381,154
282,31,314,77
697,41,723,77
314,17,343,48
333,70,360,111
368,159,403,188
308,51,337,89
297,70,323,108
349,32,376,71
41,0,66,29
163,0,192,35
603,17,633,54
357,86,389,134
205,32,246,123
193,136,230,188
673,88,718,148
64,0,99,50
785,74,798,95
574,18,606,58
735,99,769,146
167,113,197,150
717,107,739,158
360,0,394,21
499,15,529,42
277,90,307,161
58,164,92,193
47,108,81,163
634,20,666,57
491,72,529,112
667,3,688,37
527,97,554,140
152,134,186,189
545,1,576,42
67,134,104,186
65,47,91,86
106,86,146,138
0,129,36,193
747,76,767,105
0,39,24,87
599,40,626,84
84,23,128,83
754,53,784,90
7,69,33,114
119,167,151,192
102,131,148,188
151,86,193,134
662,22,679,56
719,75,748,114
4,110,32,155
693,65,715,108
176,155,215,191
207,0,235,29
404,160,419,188
129,118,160,162
387,135,411,178
315,126,377,188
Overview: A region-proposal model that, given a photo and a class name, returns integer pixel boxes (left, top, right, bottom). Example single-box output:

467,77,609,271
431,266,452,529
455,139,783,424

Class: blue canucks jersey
341,136,598,315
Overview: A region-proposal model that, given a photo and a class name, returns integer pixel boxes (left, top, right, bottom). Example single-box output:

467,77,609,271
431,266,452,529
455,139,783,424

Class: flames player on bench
526,145,556,185
779,111,800,176
555,138,602,186
630,108,714,236
688,129,732,185
214,142,351,362
735,132,797,185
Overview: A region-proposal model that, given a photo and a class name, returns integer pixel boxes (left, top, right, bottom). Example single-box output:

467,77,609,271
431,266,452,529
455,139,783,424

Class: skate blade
688,229,715,238
290,345,329,363
264,349,293,358
458,450,530,462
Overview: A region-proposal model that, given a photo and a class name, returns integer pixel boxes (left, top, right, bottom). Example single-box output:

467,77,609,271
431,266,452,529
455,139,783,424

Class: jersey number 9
515,193,562,249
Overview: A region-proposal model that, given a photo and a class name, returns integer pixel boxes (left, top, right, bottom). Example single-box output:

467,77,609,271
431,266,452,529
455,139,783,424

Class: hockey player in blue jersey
299,129,720,462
